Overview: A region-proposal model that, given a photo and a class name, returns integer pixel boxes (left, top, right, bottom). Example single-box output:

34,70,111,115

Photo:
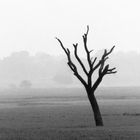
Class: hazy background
0,51,139,88
0,0,140,88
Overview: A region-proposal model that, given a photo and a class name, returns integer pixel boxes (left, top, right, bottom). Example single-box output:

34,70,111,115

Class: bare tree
56,26,117,126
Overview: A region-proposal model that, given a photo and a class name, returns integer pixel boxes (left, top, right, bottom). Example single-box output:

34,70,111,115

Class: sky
0,0,140,58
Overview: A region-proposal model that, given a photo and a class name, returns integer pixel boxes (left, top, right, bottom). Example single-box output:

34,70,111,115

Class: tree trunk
88,93,104,126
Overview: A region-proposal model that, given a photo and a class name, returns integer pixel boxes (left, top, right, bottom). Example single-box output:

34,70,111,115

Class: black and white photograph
0,0,140,139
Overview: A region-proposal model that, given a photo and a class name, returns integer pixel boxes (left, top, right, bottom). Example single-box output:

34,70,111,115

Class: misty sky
0,51,139,88
0,0,140,58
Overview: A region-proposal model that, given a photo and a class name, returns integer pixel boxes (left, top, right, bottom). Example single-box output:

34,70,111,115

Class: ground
0,87,140,139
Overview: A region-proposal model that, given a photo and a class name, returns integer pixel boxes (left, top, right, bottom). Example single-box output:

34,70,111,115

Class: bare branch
86,25,89,35
89,50,94,54
101,64,117,76
92,76,103,92
92,46,115,72
106,67,117,74
91,57,97,67
108,67,116,71
102,46,115,58
74,72,88,88
92,64,116,92
90,46,116,91
107,71,117,74
106,46,115,56
82,26,92,69
56,37,87,88
56,37,68,55
73,43,88,76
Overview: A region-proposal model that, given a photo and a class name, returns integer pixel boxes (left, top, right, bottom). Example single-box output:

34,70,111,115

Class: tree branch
91,46,116,93
82,25,93,69
73,43,88,76
92,46,115,72
92,76,103,93
56,37,87,88
56,37,68,55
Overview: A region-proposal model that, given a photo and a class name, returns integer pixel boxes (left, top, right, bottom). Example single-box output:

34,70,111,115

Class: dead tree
56,26,117,126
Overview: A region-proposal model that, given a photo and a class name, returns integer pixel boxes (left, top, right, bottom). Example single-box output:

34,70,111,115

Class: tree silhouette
56,26,117,126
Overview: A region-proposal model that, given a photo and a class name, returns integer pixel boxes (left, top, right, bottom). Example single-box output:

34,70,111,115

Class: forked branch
91,46,117,92
56,37,87,88
73,43,88,76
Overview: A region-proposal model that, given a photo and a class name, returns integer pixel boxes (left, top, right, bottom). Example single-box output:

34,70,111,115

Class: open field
0,87,140,139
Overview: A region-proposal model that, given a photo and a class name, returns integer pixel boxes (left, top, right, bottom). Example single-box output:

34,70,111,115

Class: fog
0,50,139,88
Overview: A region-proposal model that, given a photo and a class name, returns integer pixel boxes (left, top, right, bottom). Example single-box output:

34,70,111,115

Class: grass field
0,87,140,139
